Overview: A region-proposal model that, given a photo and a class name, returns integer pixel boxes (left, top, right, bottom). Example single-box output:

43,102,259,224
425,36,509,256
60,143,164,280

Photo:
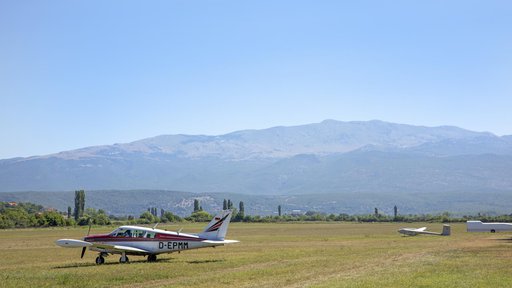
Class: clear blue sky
1,0,511,159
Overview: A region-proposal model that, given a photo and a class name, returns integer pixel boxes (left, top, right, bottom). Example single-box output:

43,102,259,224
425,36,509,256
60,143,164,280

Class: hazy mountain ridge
1,120,512,194
6,119,504,162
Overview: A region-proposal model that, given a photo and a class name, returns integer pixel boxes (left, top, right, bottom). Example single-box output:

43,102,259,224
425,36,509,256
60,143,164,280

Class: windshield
109,228,147,238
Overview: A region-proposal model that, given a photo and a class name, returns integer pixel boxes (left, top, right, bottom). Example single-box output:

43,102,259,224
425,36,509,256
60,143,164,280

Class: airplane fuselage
56,209,238,264
84,226,222,255
398,229,441,236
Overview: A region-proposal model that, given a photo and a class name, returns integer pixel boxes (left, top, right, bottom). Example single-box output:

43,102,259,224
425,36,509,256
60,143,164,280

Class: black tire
95,256,105,265
148,255,157,262
491,229,496,233
119,256,129,263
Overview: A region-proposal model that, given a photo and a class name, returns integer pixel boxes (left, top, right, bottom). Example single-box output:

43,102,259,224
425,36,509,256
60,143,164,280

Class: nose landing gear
95,256,105,264
95,253,108,265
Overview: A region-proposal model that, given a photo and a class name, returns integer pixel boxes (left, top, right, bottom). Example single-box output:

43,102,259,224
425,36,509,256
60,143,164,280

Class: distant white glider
398,224,450,236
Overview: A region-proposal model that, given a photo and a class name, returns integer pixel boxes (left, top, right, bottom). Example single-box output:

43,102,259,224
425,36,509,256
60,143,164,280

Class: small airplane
56,209,238,264
398,224,451,236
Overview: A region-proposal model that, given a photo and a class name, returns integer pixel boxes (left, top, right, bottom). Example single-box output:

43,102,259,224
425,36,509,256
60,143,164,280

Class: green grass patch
0,222,511,287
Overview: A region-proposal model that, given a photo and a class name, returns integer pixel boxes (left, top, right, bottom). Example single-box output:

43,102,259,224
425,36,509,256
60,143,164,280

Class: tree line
0,202,73,229
2,191,512,229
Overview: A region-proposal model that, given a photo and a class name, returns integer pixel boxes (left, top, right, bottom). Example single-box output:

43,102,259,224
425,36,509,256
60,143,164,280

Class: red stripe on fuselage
84,233,204,242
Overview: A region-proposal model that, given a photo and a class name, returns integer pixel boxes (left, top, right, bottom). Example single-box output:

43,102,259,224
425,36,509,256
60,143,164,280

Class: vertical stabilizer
198,210,233,240
442,224,451,236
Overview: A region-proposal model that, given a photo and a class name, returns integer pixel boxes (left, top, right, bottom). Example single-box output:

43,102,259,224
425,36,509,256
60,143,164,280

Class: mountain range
1,120,512,215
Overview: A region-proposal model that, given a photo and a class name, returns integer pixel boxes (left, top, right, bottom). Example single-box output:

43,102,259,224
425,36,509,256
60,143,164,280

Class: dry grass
0,222,511,287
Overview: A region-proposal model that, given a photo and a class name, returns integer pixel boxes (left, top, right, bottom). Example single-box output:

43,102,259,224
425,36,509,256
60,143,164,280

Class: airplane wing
93,244,150,254
202,239,240,244
56,239,92,248
56,239,150,255
416,227,427,231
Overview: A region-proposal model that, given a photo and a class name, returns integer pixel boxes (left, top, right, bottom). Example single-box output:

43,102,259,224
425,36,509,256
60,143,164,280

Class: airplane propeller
81,247,87,258
81,218,92,259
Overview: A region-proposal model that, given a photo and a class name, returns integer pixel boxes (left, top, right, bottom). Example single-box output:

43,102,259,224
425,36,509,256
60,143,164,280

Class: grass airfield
1,222,511,288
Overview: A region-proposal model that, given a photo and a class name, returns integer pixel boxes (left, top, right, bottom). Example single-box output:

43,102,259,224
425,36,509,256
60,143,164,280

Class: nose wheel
95,256,105,265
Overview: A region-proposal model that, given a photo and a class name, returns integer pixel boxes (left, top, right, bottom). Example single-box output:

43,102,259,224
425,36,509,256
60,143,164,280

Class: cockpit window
110,228,132,237
110,228,148,238
110,228,127,237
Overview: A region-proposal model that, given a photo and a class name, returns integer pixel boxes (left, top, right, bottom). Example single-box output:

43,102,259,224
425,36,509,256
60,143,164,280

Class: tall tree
238,201,245,219
79,190,85,218
374,207,379,217
73,190,85,220
223,199,228,210
228,199,233,209
67,206,72,218
194,199,200,212
393,205,398,219
278,205,282,217
74,190,79,220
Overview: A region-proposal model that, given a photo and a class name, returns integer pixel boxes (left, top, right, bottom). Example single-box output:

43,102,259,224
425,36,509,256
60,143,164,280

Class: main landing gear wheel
147,255,157,262
95,256,105,265
119,255,129,263
491,229,496,233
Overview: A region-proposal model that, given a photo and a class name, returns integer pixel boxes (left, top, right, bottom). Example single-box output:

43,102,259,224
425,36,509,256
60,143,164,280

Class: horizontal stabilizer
55,239,93,248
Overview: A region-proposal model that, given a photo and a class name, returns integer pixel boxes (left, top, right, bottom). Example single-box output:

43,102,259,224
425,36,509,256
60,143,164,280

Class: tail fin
198,210,233,240
441,224,451,236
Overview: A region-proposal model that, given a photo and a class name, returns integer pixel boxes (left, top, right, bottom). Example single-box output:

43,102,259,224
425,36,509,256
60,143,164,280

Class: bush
186,210,212,222
92,213,111,225
138,211,158,224
162,211,182,223
77,217,90,226
3,208,36,228
65,218,76,226
41,211,65,227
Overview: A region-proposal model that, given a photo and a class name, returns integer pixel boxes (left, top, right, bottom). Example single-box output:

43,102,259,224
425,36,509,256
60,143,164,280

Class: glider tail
441,224,451,236
199,210,233,240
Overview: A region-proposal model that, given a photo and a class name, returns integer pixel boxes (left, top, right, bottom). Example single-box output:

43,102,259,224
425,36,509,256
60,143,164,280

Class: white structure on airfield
466,220,512,233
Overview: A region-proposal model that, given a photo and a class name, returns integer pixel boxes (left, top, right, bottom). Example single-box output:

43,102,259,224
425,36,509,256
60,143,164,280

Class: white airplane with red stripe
56,210,238,264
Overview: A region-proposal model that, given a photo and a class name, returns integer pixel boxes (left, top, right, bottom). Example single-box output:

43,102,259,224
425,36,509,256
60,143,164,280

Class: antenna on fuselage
152,223,159,229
